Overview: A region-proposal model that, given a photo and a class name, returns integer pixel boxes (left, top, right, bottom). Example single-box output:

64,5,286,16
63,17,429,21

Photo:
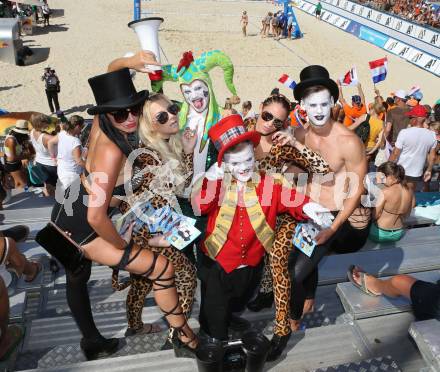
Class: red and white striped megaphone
128,17,164,81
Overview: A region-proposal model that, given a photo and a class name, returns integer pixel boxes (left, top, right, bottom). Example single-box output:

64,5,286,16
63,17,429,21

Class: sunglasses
109,104,142,123
261,111,285,130
155,103,180,124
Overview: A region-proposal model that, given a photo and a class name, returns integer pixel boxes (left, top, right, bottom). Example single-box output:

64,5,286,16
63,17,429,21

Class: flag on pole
278,74,297,89
339,67,358,86
368,57,388,84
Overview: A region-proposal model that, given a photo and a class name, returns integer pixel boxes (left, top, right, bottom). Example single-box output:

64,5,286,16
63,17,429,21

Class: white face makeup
224,143,255,183
181,80,210,113
301,89,334,127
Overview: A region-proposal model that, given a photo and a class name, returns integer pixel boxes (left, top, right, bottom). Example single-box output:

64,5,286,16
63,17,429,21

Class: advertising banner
359,26,388,47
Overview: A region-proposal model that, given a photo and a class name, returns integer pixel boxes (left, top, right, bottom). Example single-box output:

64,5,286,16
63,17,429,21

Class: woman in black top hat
50,66,198,360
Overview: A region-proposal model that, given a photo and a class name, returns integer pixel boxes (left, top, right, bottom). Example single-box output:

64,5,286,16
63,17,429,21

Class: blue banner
134,0,141,20
346,20,361,37
359,26,389,48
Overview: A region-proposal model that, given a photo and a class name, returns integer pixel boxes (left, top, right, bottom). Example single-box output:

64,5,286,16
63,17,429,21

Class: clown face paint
181,79,210,114
223,142,255,183
301,89,333,127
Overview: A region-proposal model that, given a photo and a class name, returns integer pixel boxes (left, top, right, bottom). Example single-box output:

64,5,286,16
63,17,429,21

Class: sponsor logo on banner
359,26,389,47
318,0,440,47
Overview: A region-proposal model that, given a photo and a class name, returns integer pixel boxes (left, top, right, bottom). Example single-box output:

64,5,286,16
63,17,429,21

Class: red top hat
208,114,261,165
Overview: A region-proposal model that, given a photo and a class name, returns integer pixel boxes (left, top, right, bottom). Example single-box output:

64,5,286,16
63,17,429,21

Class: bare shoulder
333,123,363,155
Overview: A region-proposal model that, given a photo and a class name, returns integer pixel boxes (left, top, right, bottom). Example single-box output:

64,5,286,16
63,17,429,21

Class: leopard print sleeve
181,152,194,188
274,145,330,174
119,148,168,214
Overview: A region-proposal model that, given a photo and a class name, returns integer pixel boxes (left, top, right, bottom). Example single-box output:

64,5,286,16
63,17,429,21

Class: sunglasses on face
261,111,285,130
109,104,142,123
155,103,180,125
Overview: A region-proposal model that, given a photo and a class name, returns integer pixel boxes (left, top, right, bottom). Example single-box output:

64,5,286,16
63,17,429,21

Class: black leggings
289,218,370,320
65,260,102,340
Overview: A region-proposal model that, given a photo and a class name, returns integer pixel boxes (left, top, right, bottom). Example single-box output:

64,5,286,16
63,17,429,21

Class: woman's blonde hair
138,94,187,193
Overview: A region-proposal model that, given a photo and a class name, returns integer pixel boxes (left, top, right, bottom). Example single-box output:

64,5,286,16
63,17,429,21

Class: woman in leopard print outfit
244,94,330,361
112,94,197,336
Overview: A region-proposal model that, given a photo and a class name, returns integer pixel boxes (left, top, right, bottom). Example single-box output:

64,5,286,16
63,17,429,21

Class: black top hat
87,68,149,115
294,65,339,102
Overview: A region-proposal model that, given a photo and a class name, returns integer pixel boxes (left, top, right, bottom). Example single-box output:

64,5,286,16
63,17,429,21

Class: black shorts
4,161,22,173
410,280,440,321
315,9,322,15
35,163,58,186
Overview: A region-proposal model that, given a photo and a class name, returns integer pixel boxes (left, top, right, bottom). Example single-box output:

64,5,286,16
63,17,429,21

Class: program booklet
114,202,200,250
292,222,320,257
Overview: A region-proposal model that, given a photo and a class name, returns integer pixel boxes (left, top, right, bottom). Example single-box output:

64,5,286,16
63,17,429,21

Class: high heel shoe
171,326,198,358
80,336,119,361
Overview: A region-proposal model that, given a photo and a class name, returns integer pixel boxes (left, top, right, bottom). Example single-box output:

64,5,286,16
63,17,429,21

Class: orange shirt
343,103,367,127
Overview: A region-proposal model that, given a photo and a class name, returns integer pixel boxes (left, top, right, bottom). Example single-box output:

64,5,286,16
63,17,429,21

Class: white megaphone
128,17,164,81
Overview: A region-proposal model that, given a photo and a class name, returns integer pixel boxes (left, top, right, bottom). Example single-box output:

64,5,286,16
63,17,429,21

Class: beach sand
0,0,438,117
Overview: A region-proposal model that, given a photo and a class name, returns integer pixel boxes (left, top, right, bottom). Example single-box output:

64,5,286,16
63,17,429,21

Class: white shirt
30,130,56,166
395,127,436,177
56,130,82,176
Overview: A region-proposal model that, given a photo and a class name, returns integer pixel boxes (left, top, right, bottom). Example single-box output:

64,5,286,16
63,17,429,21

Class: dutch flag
278,74,297,89
340,66,358,86
368,57,388,84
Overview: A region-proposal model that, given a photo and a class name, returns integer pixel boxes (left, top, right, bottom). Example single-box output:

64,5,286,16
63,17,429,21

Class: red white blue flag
340,66,358,86
278,74,297,89
369,57,388,84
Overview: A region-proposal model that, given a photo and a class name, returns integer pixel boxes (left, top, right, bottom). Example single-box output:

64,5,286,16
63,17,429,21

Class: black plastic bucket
242,331,270,372
196,338,224,372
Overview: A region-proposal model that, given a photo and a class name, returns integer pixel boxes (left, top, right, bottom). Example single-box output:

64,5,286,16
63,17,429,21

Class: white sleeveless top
30,130,56,166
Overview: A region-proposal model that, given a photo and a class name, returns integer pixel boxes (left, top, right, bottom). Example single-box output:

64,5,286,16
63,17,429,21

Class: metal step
336,270,440,320
356,312,428,372
312,355,401,372
17,350,196,372
360,226,439,252
409,319,440,372
318,242,440,285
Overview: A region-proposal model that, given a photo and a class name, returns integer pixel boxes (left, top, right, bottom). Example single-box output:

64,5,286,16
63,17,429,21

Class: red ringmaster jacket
192,173,310,273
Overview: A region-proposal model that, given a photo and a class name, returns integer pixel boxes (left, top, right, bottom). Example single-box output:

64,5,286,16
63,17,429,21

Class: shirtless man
290,65,369,327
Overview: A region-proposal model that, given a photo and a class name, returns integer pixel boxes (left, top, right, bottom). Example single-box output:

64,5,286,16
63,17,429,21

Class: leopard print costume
111,147,197,332
245,118,330,336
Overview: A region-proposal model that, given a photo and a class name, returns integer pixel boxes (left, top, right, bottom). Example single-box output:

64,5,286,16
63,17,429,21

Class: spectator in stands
337,81,367,127
48,115,85,188
241,100,255,120
423,121,440,191
385,90,410,147
348,266,440,321
3,120,33,190
0,228,41,361
406,90,423,108
30,114,57,197
433,100,440,121
389,105,436,192
365,103,386,161
369,162,415,243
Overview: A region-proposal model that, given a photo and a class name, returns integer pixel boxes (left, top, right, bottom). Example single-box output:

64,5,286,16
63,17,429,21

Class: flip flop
0,325,24,362
124,323,162,337
347,265,380,297
24,261,42,283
